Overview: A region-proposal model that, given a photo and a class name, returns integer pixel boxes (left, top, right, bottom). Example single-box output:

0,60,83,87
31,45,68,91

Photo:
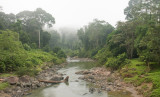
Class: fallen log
39,76,69,84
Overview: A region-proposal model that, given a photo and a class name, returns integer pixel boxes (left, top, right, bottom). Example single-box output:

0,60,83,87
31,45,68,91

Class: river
24,59,132,97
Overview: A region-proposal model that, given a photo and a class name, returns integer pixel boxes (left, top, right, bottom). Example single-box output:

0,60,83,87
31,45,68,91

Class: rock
75,71,84,74
78,76,85,80
83,93,88,95
19,75,32,87
5,77,19,85
108,82,113,85
89,87,95,93
116,83,121,87
32,81,40,89
75,70,92,75
106,88,111,91
97,89,102,93
75,80,79,82
3,88,12,94
101,86,106,90
91,80,96,83
83,71,92,74
88,75,94,79
50,75,64,81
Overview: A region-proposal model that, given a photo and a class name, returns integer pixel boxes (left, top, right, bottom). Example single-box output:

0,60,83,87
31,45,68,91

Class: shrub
23,44,31,51
16,67,39,76
105,53,127,70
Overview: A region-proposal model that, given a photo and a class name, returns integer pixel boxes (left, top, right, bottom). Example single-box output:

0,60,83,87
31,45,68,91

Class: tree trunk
39,30,40,48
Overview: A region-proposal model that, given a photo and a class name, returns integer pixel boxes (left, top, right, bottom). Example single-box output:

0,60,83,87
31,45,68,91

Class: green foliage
77,19,114,57
52,47,67,58
150,88,160,97
0,30,27,72
0,30,65,73
16,67,39,77
23,43,31,51
105,53,127,70
0,82,9,90
0,73,16,77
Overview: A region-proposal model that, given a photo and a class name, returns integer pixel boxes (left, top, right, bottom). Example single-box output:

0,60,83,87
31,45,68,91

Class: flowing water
24,59,132,97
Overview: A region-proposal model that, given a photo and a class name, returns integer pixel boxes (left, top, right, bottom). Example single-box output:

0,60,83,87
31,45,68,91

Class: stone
101,86,106,90
106,88,111,91
50,75,64,81
19,75,32,87
108,82,113,85
88,75,94,79
5,77,19,85
89,87,95,93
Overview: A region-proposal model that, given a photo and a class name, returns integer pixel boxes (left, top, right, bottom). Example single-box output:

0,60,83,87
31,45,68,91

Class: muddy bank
0,63,66,97
76,67,143,97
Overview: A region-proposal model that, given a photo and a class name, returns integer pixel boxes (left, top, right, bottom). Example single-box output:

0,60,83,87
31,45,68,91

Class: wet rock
50,75,64,81
75,71,84,74
78,76,85,80
83,71,92,74
89,87,95,93
75,80,79,82
75,70,92,75
83,93,88,95
5,77,19,85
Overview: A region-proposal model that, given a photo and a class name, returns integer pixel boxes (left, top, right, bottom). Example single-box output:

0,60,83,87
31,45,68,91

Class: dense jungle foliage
0,8,66,75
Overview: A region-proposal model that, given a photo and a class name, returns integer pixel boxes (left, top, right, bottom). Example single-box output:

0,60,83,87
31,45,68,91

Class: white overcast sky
0,0,129,29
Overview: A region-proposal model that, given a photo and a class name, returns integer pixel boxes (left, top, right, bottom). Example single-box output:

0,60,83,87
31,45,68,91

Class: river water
24,59,132,97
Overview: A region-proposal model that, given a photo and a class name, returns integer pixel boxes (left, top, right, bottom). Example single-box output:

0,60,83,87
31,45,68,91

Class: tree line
77,0,160,70
0,8,66,73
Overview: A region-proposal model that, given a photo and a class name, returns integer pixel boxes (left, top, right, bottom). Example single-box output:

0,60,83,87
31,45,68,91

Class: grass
120,58,160,97
0,73,17,77
0,82,9,90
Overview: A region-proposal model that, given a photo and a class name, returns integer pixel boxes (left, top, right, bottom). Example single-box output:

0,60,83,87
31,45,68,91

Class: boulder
5,77,19,85
19,75,31,87
50,75,64,81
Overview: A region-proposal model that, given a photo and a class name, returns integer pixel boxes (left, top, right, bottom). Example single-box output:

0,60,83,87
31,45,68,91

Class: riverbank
76,67,143,97
75,58,160,97
0,63,66,97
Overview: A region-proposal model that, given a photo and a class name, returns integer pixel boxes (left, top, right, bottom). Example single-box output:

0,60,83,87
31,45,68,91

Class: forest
0,0,160,97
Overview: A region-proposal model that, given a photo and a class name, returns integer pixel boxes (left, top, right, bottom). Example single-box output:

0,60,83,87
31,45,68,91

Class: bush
16,67,39,76
150,88,160,97
23,44,31,51
105,53,127,70
30,43,37,49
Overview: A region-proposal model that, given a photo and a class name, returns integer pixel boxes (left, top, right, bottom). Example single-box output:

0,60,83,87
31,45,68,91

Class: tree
16,8,55,48
49,30,60,49
77,19,114,51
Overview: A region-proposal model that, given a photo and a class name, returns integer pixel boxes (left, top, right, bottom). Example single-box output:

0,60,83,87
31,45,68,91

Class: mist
0,0,129,30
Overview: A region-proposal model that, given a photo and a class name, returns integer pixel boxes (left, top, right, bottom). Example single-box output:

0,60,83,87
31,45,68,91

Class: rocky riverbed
0,63,66,97
76,67,143,97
